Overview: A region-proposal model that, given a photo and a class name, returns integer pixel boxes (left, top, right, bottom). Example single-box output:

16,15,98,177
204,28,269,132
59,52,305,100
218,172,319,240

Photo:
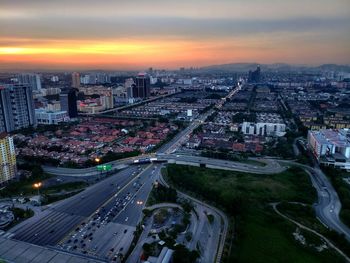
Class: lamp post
33,182,42,196
95,157,101,180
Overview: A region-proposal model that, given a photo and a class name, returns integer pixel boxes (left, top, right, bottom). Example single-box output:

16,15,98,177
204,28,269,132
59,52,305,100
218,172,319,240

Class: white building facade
35,109,69,125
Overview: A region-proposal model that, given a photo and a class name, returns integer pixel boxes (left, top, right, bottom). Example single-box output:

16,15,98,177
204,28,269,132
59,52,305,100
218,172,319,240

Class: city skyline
0,0,350,70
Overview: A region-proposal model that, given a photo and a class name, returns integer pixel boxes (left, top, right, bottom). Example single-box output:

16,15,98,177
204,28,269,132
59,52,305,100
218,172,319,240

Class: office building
135,73,151,98
125,78,135,98
17,73,42,91
0,133,17,184
248,66,261,83
60,88,78,118
71,72,80,89
308,129,350,170
0,85,36,133
35,109,69,125
80,73,110,85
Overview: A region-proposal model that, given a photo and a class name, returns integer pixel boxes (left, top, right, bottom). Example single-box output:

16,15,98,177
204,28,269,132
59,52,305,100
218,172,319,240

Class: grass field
165,164,345,263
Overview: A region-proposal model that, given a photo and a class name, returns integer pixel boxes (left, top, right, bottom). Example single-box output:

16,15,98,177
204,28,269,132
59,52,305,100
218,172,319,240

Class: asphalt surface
53,164,160,261
278,160,350,241
43,154,284,178
9,84,350,262
9,166,141,246
158,169,228,263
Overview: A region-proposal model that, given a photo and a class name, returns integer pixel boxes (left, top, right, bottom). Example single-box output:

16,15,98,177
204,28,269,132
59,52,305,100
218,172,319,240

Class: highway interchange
5,87,350,262
26,149,350,262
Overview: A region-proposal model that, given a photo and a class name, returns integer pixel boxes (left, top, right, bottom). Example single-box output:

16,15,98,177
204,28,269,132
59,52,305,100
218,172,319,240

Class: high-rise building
71,72,80,89
0,85,36,133
0,133,17,184
248,66,261,83
125,78,136,98
17,73,42,91
135,73,151,98
60,88,78,118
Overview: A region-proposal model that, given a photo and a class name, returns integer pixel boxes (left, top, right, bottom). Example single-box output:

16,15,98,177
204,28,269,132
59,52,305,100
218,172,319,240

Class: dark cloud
1,16,349,40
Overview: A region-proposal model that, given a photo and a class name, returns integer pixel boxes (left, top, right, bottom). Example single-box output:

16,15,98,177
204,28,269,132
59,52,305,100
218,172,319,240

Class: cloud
1,15,349,41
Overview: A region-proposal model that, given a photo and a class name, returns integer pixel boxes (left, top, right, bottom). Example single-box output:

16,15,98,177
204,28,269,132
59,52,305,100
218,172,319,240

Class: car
113,232,118,235
124,229,127,234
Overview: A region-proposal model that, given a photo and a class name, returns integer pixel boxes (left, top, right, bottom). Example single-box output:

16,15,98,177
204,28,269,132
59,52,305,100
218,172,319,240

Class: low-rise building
308,129,350,170
35,109,69,125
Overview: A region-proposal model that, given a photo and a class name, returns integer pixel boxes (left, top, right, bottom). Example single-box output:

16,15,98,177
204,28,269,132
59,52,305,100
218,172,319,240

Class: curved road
42,153,350,241
158,170,228,263
277,160,350,241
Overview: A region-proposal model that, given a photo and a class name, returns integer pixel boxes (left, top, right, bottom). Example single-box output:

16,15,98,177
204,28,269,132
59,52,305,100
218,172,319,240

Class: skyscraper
135,73,151,98
0,85,36,133
17,73,42,91
248,66,261,83
60,88,78,118
125,78,136,98
0,133,17,184
71,72,80,89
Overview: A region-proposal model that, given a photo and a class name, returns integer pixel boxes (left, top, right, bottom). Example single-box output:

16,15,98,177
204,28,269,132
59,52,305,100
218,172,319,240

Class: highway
8,83,350,261
56,164,159,261
43,154,284,177
9,166,143,246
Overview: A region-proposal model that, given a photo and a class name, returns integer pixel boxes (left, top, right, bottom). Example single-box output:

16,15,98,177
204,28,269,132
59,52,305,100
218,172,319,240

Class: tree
172,244,199,263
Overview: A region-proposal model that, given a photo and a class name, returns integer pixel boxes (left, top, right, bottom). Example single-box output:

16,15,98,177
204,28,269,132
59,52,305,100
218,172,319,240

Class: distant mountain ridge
200,63,350,72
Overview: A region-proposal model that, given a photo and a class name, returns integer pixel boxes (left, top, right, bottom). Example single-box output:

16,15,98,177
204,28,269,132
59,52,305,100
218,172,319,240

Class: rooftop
311,129,350,148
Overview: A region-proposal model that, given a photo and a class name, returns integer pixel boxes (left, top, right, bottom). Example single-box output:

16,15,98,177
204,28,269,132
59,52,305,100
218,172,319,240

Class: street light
33,182,42,196
95,157,102,180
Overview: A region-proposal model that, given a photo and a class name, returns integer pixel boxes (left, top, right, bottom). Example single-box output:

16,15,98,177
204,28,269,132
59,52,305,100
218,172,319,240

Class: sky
0,0,349,70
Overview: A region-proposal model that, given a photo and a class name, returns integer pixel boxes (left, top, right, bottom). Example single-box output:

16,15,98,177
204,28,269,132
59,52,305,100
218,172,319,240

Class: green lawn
165,164,345,263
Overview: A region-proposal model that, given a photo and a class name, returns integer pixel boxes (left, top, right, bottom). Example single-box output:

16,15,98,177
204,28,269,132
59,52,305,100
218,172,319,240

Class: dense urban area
0,63,350,263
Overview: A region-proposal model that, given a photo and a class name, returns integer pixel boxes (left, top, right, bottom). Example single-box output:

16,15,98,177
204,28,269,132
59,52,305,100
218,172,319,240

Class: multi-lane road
9,166,143,246
6,86,350,261
42,153,350,243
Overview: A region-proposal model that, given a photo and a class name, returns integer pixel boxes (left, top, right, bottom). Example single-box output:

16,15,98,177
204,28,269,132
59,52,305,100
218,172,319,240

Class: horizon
0,0,350,70
1,62,349,73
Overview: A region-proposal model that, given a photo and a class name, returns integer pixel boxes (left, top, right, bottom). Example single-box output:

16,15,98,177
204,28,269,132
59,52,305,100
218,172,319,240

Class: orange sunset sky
0,0,349,70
